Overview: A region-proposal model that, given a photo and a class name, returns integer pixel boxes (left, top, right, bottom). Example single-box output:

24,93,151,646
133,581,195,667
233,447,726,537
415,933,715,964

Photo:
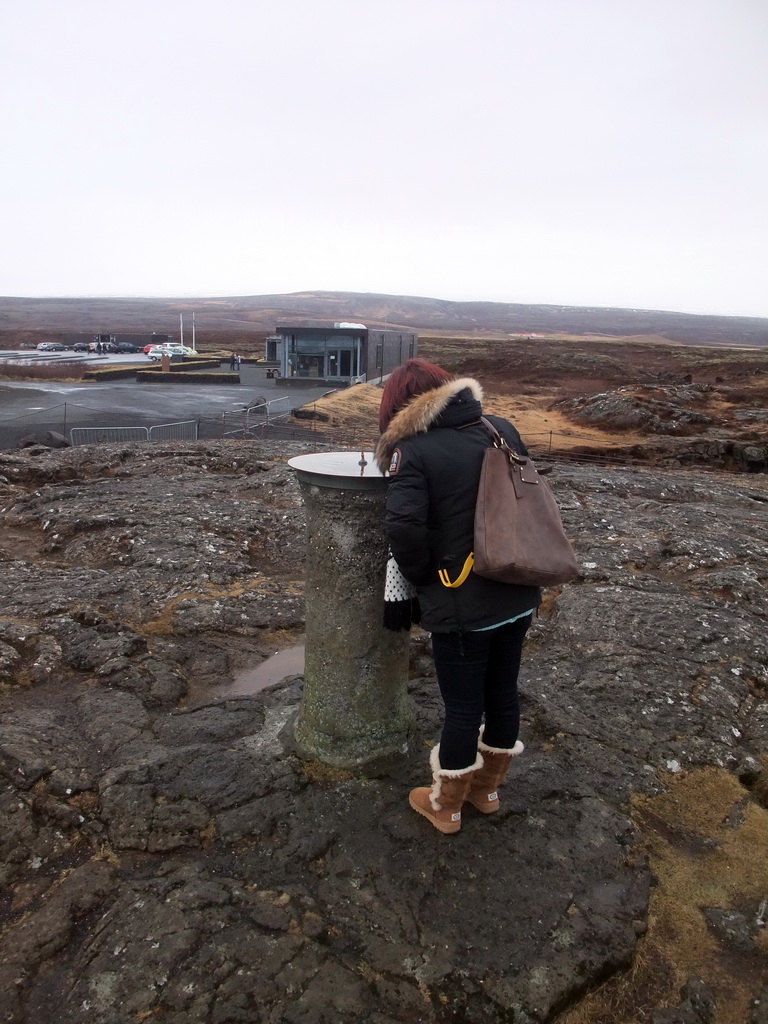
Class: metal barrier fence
69,426,151,445
221,396,293,438
148,420,199,442
69,420,199,446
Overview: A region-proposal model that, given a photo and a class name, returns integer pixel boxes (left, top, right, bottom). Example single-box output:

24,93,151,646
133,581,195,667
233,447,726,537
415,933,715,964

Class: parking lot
0,351,332,449
4,348,194,367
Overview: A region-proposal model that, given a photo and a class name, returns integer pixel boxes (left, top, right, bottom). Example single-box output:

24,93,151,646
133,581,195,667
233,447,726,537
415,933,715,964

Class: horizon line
1,290,766,323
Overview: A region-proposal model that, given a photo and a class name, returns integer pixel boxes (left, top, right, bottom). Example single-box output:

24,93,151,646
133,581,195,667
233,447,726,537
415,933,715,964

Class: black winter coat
375,377,541,632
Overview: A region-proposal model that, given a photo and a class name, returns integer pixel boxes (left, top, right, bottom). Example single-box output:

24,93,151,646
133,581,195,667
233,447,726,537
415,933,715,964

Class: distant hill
1,291,766,347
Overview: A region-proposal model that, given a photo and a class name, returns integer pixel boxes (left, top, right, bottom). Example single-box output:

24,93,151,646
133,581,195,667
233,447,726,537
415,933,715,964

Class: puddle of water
226,645,305,697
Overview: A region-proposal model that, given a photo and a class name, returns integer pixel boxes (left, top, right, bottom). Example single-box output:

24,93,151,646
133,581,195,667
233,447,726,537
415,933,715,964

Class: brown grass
300,760,355,785
557,768,768,1024
292,382,648,452
141,579,302,635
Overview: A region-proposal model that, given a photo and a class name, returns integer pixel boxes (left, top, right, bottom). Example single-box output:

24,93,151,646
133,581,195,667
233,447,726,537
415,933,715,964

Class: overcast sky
1,0,766,317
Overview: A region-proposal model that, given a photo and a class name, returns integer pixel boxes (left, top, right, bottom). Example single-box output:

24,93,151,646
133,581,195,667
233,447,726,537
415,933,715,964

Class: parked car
143,342,175,354
114,342,138,353
146,344,194,361
36,342,65,351
72,342,90,352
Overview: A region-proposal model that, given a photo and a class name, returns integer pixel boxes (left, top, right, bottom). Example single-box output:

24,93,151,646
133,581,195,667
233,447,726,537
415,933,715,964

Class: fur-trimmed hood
375,377,484,472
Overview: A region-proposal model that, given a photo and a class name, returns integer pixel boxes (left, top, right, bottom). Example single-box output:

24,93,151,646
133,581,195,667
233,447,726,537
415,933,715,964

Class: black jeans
430,615,532,770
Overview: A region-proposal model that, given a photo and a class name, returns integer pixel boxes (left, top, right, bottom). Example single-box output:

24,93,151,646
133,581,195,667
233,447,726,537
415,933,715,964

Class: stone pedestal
288,452,411,768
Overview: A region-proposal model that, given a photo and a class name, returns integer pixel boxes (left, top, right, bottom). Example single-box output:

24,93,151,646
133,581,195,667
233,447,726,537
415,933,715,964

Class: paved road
0,354,332,450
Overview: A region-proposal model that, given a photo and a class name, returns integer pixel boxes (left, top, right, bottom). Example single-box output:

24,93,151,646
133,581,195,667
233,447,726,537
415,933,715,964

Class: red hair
378,358,453,433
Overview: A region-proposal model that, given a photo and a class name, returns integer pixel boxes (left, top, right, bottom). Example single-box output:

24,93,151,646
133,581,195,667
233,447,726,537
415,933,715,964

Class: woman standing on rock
375,359,540,834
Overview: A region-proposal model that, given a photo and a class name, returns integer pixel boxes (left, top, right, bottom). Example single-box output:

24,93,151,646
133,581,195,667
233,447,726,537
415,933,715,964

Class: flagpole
180,313,184,347
192,312,196,352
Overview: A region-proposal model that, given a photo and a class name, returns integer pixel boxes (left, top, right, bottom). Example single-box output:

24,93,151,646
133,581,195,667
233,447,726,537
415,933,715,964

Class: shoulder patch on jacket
388,448,402,475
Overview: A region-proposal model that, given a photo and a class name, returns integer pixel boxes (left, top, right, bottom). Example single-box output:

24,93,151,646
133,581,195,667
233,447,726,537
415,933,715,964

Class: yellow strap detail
438,552,475,588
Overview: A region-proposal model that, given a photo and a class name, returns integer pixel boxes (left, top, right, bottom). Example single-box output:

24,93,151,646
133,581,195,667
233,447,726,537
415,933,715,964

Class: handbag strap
479,416,504,446
480,416,524,462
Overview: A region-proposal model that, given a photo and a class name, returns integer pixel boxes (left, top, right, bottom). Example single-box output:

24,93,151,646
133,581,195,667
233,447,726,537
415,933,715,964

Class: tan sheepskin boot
408,745,483,834
466,731,524,814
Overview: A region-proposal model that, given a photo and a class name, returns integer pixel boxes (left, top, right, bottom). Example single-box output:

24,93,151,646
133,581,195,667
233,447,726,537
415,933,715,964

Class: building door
327,348,355,377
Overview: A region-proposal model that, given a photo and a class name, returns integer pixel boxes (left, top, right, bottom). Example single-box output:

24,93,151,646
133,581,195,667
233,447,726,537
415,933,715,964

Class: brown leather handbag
471,418,579,587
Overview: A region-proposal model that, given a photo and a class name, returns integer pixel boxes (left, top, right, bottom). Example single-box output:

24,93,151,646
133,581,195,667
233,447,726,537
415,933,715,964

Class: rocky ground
0,437,767,1024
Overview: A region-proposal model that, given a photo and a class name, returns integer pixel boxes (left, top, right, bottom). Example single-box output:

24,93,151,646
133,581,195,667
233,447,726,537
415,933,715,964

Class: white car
146,344,195,361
